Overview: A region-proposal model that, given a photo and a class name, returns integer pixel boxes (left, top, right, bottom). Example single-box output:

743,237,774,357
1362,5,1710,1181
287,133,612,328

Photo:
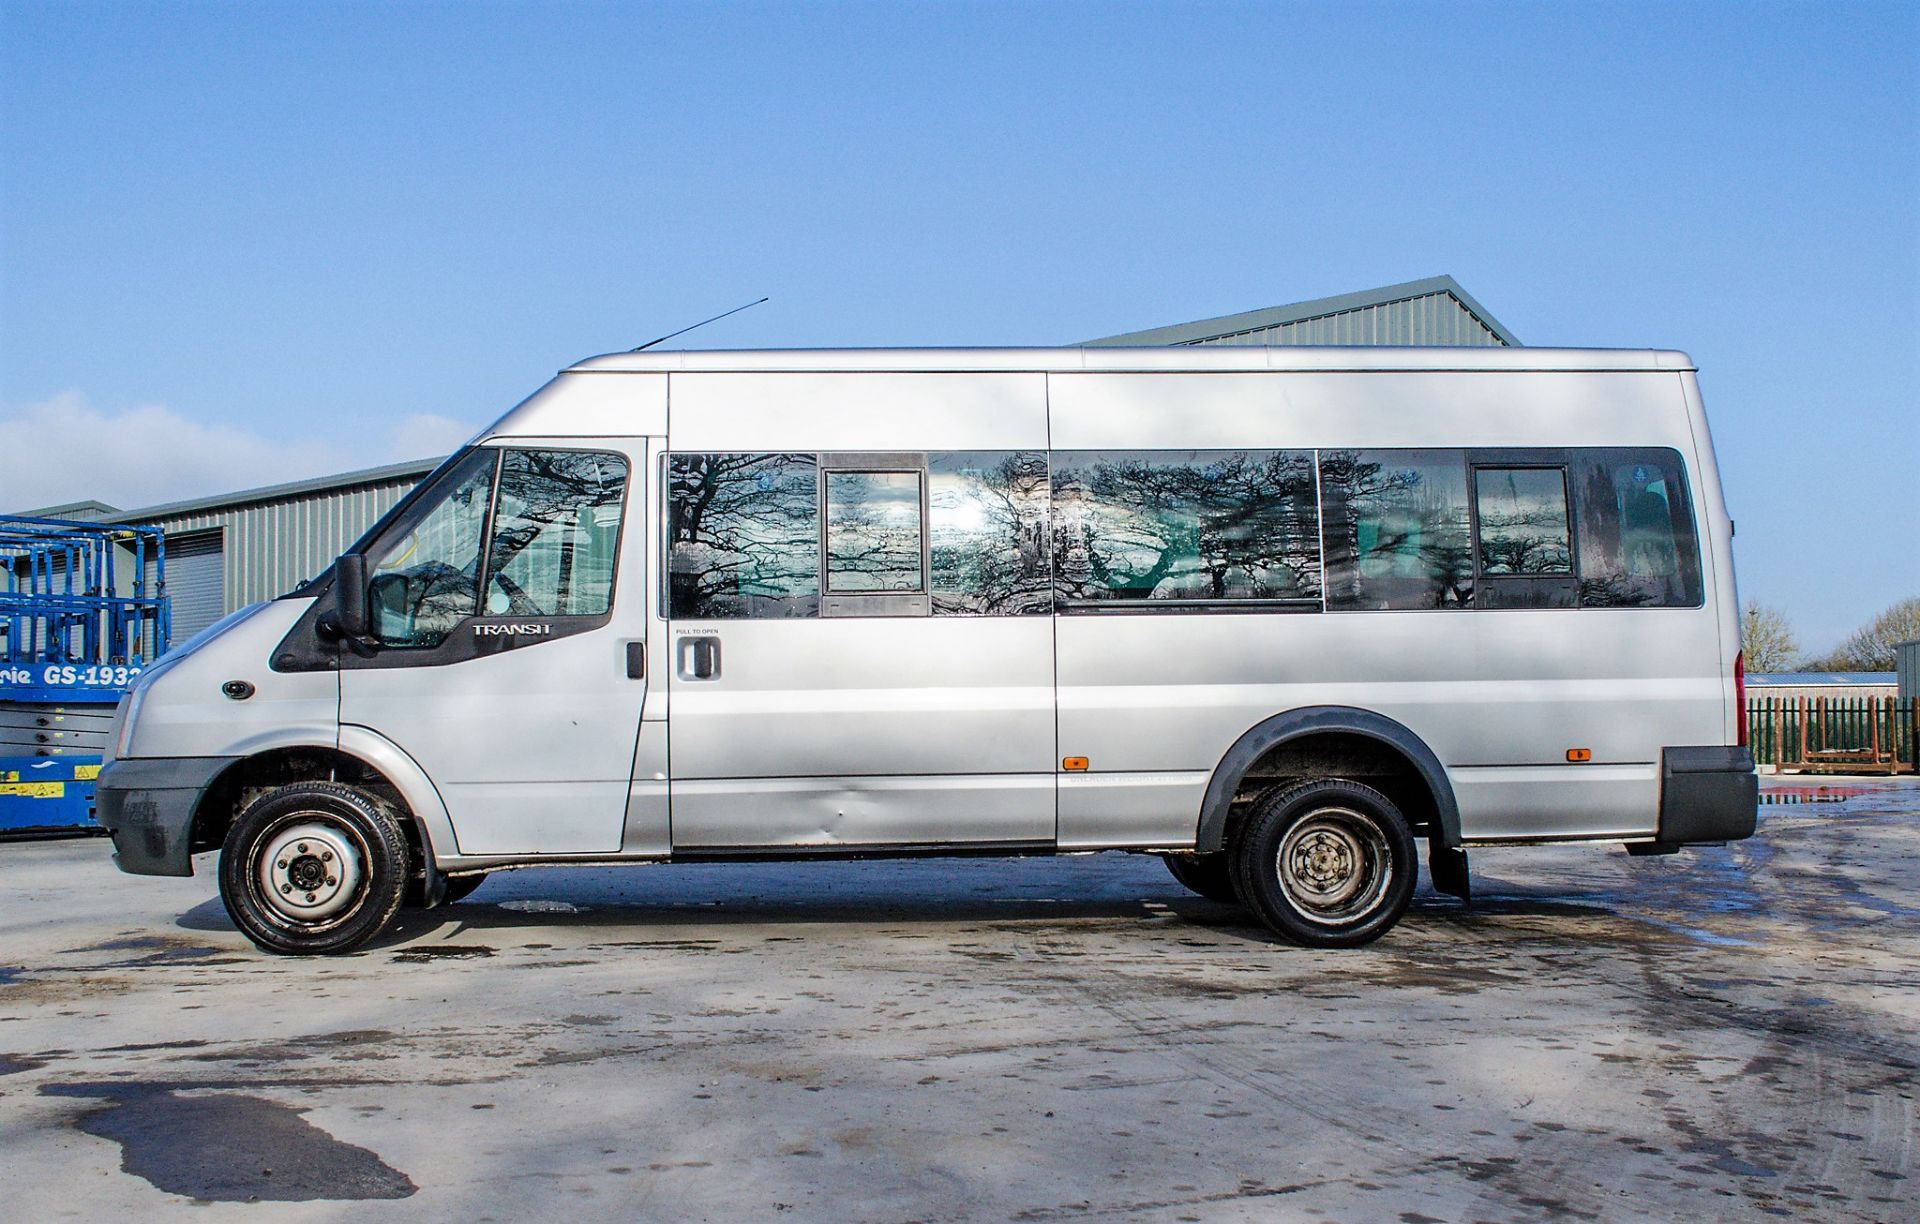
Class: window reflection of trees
369,450,495,646
484,451,627,617
930,452,1050,615
1318,450,1473,610
669,454,820,618
825,472,923,593
1052,451,1321,605
1474,468,1572,575
1572,452,1700,607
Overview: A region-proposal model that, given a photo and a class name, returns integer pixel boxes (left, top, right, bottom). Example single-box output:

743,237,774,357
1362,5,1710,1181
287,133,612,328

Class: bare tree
1813,596,1920,671
1739,601,1800,673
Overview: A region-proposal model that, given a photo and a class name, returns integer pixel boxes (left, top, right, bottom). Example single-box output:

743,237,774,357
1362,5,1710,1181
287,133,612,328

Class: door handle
675,636,721,681
625,640,646,679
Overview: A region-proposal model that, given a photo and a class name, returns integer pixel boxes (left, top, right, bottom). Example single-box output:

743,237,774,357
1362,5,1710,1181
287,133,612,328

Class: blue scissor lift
1,515,171,835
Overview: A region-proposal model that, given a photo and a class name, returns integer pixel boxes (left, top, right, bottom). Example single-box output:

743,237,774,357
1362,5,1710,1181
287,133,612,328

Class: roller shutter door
156,530,226,641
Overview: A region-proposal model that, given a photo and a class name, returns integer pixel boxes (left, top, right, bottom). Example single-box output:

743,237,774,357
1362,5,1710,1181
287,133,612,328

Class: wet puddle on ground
42,1082,416,1202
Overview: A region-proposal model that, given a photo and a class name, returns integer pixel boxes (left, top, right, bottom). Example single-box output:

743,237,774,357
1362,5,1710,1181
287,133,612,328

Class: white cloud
0,392,475,515
388,412,477,463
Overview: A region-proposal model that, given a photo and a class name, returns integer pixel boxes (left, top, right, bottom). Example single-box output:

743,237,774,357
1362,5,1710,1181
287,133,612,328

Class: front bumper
1654,745,1758,845
94,756,238,876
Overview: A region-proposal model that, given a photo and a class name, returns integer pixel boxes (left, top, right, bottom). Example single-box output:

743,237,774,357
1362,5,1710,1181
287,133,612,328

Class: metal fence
1747,696,1918,775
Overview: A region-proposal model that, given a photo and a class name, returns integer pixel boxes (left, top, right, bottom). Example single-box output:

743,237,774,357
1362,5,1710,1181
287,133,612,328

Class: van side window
1571,448,1703,607
1474,468,1573,576
483,450,628,618
1051,450,1321,609
1319,450,1473,610
368,448,499,647
668,453,820,619
825,471,924,593
929,451,1050,615
1470,464,1577,609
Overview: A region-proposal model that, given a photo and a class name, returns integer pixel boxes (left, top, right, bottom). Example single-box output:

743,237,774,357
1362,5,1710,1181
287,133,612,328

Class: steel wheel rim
1275,806,1392,926
255,816,369,927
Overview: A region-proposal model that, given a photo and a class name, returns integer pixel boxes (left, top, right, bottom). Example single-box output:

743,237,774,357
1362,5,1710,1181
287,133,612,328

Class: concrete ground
1,782,1915,1222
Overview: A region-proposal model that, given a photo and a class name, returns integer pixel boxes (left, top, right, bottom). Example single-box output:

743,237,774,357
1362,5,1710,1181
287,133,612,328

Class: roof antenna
631,297,770,351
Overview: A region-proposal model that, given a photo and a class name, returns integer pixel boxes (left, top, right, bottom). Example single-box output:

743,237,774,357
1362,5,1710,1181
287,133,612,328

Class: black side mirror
331,553,370,640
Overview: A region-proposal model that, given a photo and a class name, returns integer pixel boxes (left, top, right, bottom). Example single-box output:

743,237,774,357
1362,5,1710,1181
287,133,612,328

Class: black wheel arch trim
1194,706,1461,854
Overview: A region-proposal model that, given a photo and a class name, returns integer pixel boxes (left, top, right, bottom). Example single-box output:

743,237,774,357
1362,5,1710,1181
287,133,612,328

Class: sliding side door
663,372,1056,851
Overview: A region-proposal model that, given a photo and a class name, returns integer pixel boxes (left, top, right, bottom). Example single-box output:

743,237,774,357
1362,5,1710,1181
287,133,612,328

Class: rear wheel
1230,778,1416,948
219,782,409,956
1161,853,1241,905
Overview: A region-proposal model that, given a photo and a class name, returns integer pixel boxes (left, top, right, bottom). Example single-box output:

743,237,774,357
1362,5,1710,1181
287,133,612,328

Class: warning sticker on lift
0,782,65,799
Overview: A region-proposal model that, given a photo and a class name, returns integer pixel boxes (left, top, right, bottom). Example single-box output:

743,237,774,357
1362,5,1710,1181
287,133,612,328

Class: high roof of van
564,347,1696,375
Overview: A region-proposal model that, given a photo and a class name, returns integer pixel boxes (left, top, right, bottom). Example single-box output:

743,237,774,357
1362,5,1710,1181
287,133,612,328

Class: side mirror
331,553,370,640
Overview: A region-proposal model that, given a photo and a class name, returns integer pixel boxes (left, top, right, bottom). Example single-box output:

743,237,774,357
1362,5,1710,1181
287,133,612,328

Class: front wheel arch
191,747,430,878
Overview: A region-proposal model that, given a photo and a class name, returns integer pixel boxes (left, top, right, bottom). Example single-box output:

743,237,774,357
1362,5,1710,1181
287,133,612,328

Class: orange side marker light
1062,757,1090,772
1566,748,1592,763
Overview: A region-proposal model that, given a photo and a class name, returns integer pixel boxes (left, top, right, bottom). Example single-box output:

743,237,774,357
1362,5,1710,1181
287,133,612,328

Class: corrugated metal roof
1080,275,1521,348
103,456,443,526
567,345,1690,374
13,499,122,521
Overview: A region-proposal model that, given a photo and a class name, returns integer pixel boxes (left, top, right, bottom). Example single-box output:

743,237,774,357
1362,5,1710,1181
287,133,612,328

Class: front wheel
1230,778,1416,948
219,783,410,955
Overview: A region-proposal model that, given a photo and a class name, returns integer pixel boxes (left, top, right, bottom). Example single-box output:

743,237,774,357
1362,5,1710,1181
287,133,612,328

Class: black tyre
1230,778,1416,948
1162,853,1241,906
219,782,410,956
403,870,489,908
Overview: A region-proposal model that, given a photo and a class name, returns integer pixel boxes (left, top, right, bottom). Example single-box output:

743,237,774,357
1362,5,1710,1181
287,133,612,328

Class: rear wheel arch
1194,707,1460,854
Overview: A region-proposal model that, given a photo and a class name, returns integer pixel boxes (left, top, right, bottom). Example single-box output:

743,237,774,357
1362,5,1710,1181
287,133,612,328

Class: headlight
110,687,144,761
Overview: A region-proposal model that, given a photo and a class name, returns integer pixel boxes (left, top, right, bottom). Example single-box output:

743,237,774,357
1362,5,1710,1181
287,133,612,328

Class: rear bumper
94,756,237,876
1655,746,1758,845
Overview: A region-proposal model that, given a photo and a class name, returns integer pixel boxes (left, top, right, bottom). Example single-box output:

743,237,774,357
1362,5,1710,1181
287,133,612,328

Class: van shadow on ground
172,853,1632,954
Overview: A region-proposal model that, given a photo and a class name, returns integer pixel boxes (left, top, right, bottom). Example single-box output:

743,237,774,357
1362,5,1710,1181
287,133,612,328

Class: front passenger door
339,443,649,855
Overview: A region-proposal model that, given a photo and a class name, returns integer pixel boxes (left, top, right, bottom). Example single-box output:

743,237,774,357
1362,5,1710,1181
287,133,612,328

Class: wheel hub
1275,806,1391,925
257,821,364,922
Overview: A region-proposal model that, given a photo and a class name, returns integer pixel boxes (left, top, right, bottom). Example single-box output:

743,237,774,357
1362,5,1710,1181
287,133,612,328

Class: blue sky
2,0,1914,652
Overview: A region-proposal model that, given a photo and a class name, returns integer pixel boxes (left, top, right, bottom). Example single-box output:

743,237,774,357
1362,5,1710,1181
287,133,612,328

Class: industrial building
22,275,1519,639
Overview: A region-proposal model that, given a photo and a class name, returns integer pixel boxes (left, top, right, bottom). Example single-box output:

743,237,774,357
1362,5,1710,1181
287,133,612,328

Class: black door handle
625,640,646,679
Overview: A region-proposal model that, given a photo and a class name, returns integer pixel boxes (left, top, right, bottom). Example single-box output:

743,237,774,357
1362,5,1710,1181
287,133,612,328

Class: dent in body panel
670,773,1054,849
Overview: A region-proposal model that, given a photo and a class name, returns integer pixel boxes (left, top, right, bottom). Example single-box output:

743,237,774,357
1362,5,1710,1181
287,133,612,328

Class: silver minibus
96,346,1757,954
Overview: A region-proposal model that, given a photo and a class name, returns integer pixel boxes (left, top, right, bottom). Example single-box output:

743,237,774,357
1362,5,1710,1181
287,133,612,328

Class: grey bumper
1655,746,1758,845
95,756,237,876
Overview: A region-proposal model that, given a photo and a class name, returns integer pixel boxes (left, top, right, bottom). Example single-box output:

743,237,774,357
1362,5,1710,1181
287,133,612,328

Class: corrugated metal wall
132,475,425,616
1190,292,1505,347
1900,641,1919,702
